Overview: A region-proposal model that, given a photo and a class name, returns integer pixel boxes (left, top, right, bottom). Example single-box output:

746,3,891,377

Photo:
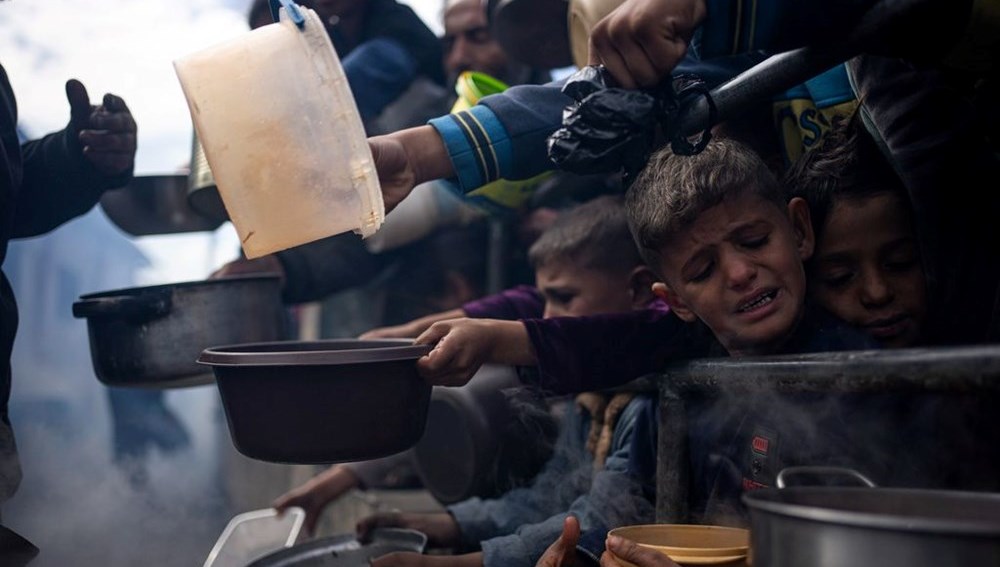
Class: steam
4,388,230,567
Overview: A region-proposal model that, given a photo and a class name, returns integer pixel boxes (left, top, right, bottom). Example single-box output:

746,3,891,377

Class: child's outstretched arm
415,318,537,387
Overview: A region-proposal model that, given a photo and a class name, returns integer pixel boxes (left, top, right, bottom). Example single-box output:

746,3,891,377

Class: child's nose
724,254,757,288
860,271,893,307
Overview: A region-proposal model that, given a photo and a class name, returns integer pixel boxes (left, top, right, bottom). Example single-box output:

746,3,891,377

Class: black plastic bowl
198,339,432,464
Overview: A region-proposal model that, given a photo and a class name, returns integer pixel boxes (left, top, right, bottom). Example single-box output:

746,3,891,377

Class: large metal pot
743,468,1000,567
73,275,285,388
413,364,555,504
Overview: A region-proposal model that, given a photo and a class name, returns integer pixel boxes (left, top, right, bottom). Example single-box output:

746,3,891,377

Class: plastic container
204,507,306,567
173,4,383,259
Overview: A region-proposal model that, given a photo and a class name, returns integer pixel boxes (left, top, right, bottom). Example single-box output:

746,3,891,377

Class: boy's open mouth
736,289,778,313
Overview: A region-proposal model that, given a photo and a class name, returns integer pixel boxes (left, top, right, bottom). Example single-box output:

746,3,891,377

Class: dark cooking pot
413,364,555,504
100,174,224,236
198,339,433,464
743,467,1000,567
248,528,426,567
73,276,285,388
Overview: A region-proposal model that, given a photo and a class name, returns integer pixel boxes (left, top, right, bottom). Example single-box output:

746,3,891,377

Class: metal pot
73,275,285,388
248,528,426,566
412,364,555,504
99,174,224,236
743,467,1000,567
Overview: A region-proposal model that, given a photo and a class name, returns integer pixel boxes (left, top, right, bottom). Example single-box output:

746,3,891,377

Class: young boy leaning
415,138,875,394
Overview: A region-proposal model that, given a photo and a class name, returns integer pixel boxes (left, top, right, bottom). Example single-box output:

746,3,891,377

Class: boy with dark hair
785,116,927,349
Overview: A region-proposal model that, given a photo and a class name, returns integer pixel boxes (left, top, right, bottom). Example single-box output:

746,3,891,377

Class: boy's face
535,258,645,318
653,193,814,356
810,192,926,348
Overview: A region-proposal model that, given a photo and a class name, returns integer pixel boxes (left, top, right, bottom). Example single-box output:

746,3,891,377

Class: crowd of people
1,0,997,564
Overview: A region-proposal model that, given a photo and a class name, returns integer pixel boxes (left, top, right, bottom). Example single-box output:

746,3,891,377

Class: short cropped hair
785,114,909,243
528,195,644,274
626,138,786,272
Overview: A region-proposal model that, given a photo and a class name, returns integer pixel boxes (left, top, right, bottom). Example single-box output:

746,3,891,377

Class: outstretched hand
587,0,706,89
65,79,137,176
414,318,534,387
536,516,581,567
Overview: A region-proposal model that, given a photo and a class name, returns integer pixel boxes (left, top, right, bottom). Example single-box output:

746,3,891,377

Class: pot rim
198,339,432,367
78,274,281,299
742,487,1000,536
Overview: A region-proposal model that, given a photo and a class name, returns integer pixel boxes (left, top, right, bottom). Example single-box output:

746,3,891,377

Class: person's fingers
86,107,137,134
536,516,581,567
304,511,320,537
415,321,451,347
599,551,623,567
605,535,679,567
65,79,93,128
589,31,635,89
357,513,401,542
102,92,130,114
561,516,580,549
78,131,137,153
80,151,133,176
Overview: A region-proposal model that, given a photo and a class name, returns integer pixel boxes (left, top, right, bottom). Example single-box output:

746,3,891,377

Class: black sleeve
14,124,131,238
276,232,389,304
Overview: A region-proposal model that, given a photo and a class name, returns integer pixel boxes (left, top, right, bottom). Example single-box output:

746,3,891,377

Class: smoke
689,377,1000,526
3,387,231,567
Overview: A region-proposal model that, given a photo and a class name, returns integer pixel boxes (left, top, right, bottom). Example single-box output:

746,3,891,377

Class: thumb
65,79,93,129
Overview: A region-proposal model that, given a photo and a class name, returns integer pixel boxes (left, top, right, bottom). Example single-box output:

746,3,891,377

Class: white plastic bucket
174,6,383,258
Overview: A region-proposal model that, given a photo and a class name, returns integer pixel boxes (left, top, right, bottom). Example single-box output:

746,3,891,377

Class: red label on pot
752,435,770,455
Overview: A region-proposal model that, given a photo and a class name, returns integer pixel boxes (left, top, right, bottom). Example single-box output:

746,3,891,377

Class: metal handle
269,0,306,29
776,466,877,489
675,0,925,138
72,293,173,323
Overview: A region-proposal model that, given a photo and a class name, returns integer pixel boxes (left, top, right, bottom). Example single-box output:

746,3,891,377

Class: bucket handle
72,292,173,324
776,466,877,489
268,0,306,29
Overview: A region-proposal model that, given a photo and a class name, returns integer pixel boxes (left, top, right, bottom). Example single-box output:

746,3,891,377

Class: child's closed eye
819,270,854,288
741,235,769,249
688,261,714,283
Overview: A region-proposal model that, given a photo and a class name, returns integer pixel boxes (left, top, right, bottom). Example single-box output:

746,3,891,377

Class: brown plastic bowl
608,524,749,566
198,339,432,464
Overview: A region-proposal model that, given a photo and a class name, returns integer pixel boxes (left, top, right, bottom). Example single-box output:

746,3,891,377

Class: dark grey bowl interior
199,340,432,464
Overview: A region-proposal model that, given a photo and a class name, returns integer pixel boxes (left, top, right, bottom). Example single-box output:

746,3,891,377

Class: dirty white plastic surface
174,7,384,258
203,507,306,567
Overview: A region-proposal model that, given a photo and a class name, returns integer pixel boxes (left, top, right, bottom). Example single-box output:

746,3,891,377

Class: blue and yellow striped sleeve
428,105,513,193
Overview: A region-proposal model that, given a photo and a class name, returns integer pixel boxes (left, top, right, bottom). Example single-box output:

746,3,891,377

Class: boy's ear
651,282,698,323
787,197,815,261
628,266,658,309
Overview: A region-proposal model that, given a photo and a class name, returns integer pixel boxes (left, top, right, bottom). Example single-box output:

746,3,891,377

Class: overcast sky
1,0,443,283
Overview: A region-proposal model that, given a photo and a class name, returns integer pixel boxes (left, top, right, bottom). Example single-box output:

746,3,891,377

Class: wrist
398,125,453,185
487,320,536,366
317,465,360,499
